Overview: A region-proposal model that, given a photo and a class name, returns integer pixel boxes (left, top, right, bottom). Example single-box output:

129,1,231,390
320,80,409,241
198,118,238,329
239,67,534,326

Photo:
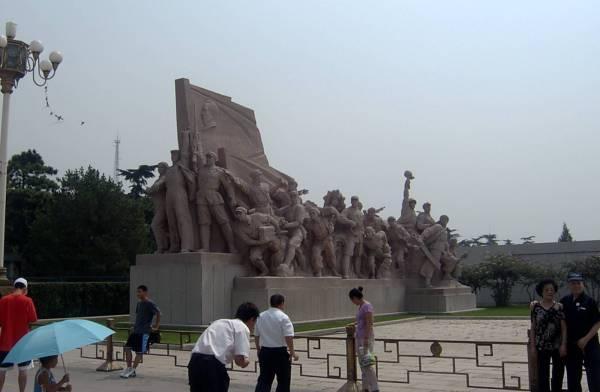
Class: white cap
13,278,28,288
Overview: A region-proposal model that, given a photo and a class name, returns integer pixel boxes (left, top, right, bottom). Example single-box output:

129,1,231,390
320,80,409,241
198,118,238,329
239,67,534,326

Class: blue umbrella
2,319,114,365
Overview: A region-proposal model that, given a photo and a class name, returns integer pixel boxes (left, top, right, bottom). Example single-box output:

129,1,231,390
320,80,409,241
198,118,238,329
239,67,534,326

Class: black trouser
566,341,600,392
255,347,291,392
188,353,230,392
537,349,565,392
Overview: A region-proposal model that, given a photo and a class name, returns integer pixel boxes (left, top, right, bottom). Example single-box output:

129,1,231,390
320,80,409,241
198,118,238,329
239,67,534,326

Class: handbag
357,346,376,368
148,330,161,345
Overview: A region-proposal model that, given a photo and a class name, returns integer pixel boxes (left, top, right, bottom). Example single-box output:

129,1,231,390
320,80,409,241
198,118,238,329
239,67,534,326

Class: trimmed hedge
27,282,129,319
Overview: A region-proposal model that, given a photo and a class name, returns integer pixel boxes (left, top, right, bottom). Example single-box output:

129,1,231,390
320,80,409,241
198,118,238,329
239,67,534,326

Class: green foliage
8,149,58,191
558,222,574,242
6,150,58,259
24,167,151,277
118,165,157,199
459,264,486,294
520,235,536,244
464,255,529,307
28,282,129,318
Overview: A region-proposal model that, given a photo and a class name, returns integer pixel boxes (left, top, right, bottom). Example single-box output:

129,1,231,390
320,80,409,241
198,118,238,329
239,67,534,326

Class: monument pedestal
131,252,474,327
405,284,476,313
131,252,248,326
233,277,407,323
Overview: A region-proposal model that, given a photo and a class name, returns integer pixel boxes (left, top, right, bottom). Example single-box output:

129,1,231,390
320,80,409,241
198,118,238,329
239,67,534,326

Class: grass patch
295,313,417,333
448,305,530,317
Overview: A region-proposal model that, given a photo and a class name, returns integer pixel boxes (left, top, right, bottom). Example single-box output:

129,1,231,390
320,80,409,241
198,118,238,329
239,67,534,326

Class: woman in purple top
349,287,379,392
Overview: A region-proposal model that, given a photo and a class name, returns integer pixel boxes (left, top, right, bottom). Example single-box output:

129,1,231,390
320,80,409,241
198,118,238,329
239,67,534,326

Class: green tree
118,164,157,198
24,167,150,278
521,235,536,244
459,264,485,294
8,149,58,191
5,150,58,258
558,223,574,242
476,255,529,307
481,233,498,246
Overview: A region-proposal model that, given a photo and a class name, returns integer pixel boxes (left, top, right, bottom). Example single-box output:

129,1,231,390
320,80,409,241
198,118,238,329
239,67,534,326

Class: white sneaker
120,367,135,378
130,369,136,378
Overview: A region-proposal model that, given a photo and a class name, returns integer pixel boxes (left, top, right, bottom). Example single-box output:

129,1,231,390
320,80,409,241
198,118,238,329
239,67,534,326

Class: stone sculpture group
149,162,465,288
146,79,468,288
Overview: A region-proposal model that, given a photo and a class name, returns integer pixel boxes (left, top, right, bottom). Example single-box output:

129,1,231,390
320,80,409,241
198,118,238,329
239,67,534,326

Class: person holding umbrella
1,319,114,392
34,355,71,392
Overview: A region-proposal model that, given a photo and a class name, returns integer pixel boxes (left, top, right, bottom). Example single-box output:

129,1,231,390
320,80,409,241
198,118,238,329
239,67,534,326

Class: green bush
27,282,129,319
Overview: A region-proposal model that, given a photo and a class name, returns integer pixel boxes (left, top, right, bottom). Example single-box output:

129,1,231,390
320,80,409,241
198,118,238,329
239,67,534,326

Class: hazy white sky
3,1,599,243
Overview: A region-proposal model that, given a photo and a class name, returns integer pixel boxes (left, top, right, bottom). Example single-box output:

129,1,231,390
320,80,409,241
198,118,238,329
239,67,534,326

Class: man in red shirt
0,278,38,392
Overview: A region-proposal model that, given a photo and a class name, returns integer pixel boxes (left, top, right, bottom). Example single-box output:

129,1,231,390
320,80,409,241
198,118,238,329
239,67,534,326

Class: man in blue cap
560,272,600,392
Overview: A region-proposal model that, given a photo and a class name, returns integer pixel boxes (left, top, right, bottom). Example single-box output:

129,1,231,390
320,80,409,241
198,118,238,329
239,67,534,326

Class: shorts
125,333,150,354
0,351,33,371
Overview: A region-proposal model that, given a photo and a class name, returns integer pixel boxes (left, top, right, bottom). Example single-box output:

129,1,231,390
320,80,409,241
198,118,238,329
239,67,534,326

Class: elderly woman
530,278,567,392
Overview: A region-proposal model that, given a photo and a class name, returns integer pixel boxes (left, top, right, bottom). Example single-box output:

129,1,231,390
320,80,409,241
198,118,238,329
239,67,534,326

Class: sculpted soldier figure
441,238,467,281
304,207,340,277
418,215,450,288
363,207,386,232
164,150,195,253
196,151,238,252
386,216,412,277
363,227,393,279
416,202,435,233
278,191,308,275
398,171,418,234
271,178,308,213
147,162,170,253
232,207,284,276
231,169,274,215
323,189,346,213
336,196,365,279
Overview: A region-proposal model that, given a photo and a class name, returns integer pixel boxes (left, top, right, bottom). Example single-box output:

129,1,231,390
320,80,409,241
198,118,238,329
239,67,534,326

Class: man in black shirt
560,273,600,392
121,285,161,379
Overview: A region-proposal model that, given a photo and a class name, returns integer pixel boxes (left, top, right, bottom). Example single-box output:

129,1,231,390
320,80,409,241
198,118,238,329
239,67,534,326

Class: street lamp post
0,21,62,287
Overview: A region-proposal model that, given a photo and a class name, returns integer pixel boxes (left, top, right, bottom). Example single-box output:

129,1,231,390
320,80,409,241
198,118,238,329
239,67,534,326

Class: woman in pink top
349,287,379,392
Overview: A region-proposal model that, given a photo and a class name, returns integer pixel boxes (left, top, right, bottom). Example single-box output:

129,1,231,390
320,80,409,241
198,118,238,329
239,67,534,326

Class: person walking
254,294,298,392
349,287,379,392
121,285,161,379
188,302,260,392
0,278,38,392
561,273,600,392
530,278,567,392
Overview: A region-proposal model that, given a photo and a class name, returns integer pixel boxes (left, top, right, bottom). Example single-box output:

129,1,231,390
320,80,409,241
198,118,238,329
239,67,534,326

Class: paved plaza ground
2,318,590,392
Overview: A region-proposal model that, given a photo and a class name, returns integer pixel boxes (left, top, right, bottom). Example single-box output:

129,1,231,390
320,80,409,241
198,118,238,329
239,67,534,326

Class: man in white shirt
254,294,298,392
188,302,260,392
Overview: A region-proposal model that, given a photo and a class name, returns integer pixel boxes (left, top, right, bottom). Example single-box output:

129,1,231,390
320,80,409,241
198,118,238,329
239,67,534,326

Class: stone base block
131,252,249,326
232,277,407,322
405,286,476,313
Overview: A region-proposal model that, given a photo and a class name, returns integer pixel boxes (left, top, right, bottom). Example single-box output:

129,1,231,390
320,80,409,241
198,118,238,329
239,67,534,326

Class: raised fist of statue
404,170,414,180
